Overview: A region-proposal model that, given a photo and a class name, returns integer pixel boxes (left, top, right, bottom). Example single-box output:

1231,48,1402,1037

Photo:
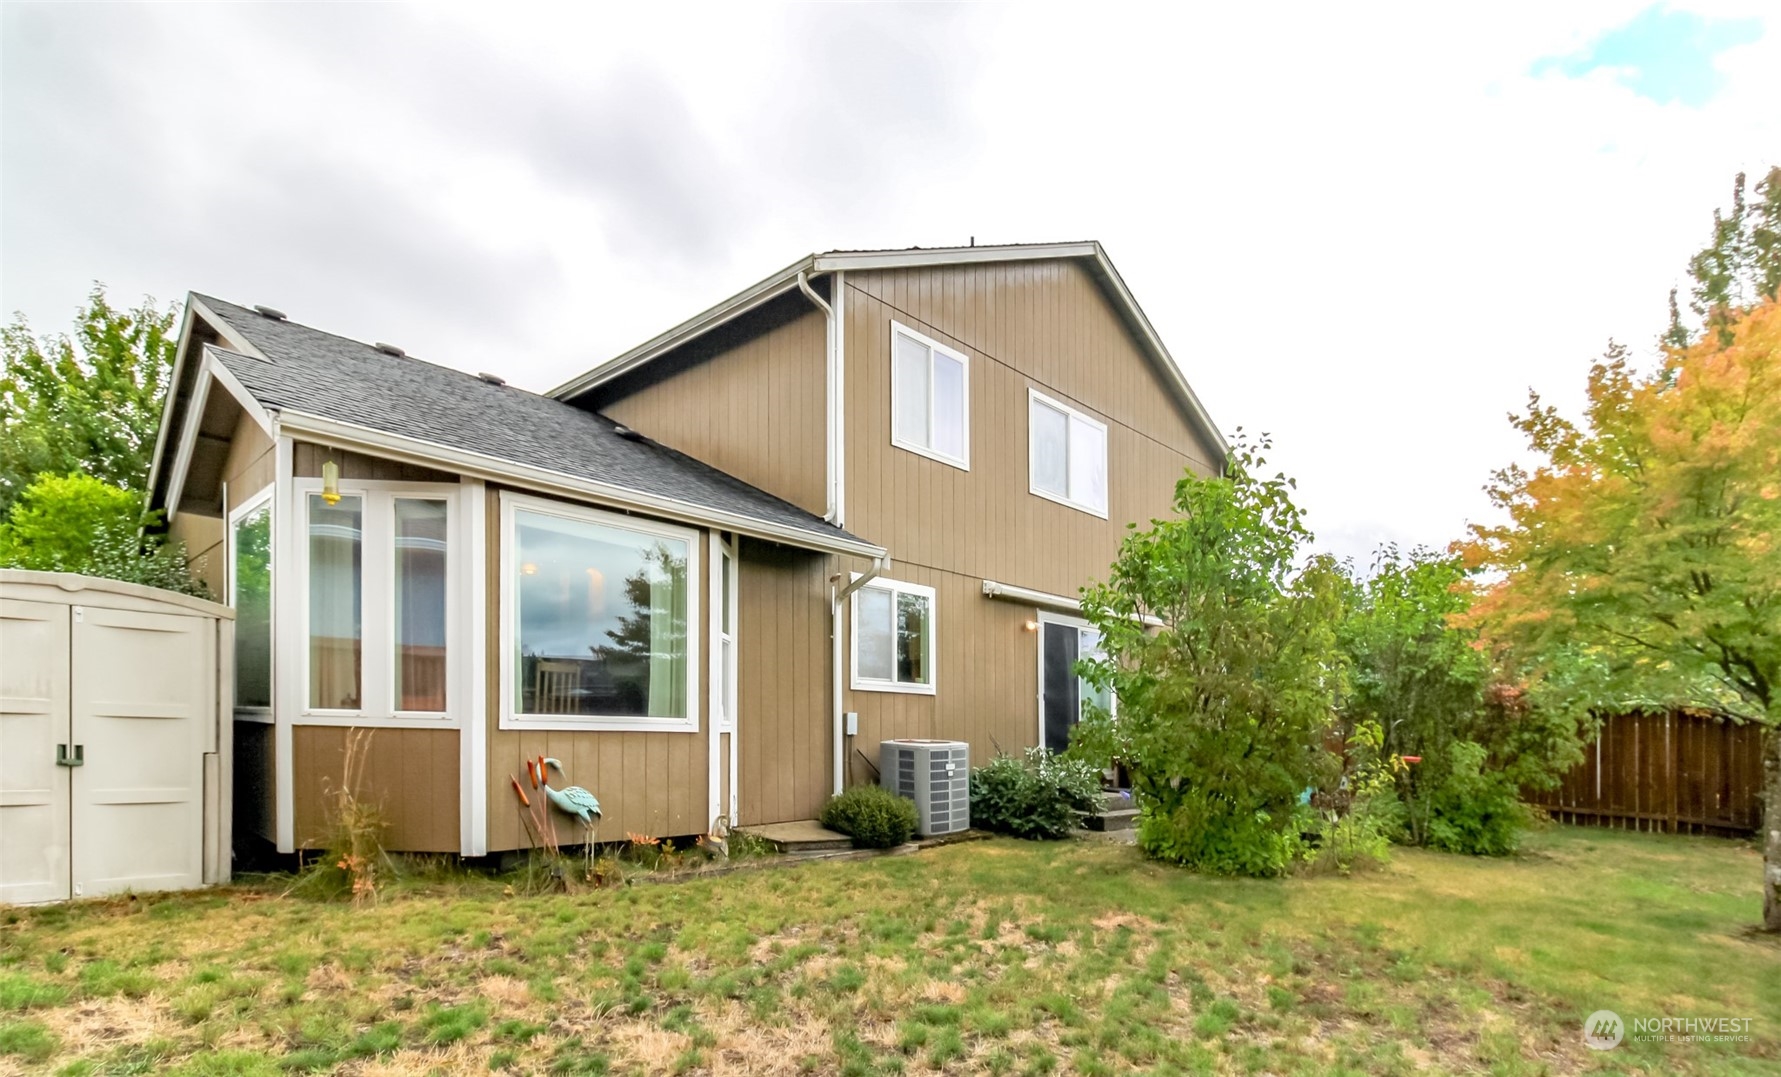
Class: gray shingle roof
193,294,869,550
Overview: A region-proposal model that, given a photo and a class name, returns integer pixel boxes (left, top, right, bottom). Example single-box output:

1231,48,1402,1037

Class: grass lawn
0,826,1776,1076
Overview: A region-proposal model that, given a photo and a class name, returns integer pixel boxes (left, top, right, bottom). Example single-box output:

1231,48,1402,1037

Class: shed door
70,606,208,898
0,599,72,904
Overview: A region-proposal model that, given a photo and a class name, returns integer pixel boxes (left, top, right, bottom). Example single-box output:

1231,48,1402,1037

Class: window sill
891,436,970,472
1029,486,1109,519
499,714,701,734
295,712,459,730
850,679,936,696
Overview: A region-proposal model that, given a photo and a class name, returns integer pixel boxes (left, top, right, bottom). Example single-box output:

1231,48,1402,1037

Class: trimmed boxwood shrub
820,785,919,849
970,748,1104,840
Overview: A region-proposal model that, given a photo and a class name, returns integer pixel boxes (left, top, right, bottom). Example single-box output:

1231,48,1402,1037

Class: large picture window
229,496,273,713
890,321,969,469
502,495,700,732
1028,389,1108,517
851,577,936,694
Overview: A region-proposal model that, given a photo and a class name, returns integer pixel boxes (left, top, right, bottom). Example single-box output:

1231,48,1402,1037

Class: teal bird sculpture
541,758,602,827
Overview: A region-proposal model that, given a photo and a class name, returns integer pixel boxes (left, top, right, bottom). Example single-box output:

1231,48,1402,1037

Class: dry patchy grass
0,826,1776,1075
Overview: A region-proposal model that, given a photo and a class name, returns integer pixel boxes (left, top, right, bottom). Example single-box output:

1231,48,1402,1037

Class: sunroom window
502,495,699,732
299,483,454,719
891,321,969,468
852,577,936,694
1029,389,1108,517
229,496,273,713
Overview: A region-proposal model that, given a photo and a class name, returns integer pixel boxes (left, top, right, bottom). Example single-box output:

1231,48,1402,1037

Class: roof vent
374,342,406,358
253,304,287,321
614,425,646,442
477,372,506,386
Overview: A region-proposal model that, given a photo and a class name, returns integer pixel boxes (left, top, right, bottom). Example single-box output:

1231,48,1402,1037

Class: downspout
796,269,839,524
831,554,887,795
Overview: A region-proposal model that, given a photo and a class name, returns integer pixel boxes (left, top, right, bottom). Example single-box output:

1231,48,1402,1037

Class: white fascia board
148,296,279,507
273,409,887,560
812,242,1099,273
1085,246,1231,464
981,578,1164,628
548,255,818,400
161,348,279,518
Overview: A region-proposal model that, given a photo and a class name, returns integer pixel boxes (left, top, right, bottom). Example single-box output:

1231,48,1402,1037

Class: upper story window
1028,389,1108,518
500,493,700,733
851,576,936,695
890,321,970,470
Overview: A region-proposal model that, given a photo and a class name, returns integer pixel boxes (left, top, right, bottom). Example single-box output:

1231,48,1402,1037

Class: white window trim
498,490,702,733
707,531,739,829
1027,387,1109,519
850,574,937,695
889,320,971,471
291,477,464,729
226,487,276,724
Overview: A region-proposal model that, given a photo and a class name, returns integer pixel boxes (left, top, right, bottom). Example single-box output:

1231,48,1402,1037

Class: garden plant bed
0,827,1775,1075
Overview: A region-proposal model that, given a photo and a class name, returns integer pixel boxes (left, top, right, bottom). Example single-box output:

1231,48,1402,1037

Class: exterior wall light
320,457,341,506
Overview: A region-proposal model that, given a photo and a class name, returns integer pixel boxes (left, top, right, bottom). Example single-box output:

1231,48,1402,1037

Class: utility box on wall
879,739,970,837
0,571,235,904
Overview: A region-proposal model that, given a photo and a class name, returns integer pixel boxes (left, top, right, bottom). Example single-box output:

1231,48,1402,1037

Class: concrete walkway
741,819,853,853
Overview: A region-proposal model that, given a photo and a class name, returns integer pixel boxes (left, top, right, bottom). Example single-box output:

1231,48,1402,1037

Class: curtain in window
647,544,686,717
308,494,363,709
394,498,448,712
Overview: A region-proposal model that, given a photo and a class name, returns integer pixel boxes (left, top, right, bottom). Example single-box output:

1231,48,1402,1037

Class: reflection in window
891,323,969,466
394,498,448,712
853,579,934,691
231,503,272,710
308,494,363,709
513,508,690,719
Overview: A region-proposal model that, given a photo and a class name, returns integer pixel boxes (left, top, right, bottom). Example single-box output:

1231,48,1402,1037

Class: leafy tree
1337,547,1589,853
1679,167,1781,346
0,284,177,515
1461,297,1781,928
1072,440,1343,877
0,472,208,598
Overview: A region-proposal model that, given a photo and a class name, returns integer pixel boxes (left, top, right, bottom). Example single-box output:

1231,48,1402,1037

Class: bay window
1028,389,1108,517
500,493,700,732
851,577,936,694
228,494,273,715
298,481,456,719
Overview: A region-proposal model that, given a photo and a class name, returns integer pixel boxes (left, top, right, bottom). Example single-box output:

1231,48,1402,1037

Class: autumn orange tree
1463,293,1781,929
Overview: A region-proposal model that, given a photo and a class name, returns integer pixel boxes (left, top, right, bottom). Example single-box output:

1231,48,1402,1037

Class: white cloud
2,2,1774,565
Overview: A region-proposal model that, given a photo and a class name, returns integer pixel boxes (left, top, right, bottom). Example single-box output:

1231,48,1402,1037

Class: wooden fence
1529,710,1765,837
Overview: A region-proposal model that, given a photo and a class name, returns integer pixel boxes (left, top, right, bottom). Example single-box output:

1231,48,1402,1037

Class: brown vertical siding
483,485,713,851
173,408,276,595
734,539,834,825
293,443,459,483
291,725,460,851
593,293,829,516
840,562,1037,789
843,260,1218,600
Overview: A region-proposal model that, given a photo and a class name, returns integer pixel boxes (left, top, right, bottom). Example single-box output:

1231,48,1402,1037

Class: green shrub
0,472,208,597
1421,742,1529,856
970,748,1102,840
820,785,918,849
1301,720,1402,874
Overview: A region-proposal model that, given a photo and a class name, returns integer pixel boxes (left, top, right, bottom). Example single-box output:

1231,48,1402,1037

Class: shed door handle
56,744,84,767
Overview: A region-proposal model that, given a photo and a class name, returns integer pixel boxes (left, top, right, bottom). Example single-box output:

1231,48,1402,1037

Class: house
145,242,1227,857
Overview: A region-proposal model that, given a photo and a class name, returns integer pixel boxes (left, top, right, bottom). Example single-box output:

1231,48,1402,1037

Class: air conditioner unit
880,739,970,837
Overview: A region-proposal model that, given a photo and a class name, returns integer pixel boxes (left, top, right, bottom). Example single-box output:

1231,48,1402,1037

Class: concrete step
738,820,854,853
1085,807,1139,832
1102,791,1135,812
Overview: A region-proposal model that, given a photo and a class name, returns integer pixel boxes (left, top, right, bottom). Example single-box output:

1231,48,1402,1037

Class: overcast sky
3,2,1776,565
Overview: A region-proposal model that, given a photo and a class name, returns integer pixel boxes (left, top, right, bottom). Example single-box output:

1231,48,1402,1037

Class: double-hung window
299,481,455,720
500,493,700,732
890,321,969,469
851,577,936,694
1028,389,1108,517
